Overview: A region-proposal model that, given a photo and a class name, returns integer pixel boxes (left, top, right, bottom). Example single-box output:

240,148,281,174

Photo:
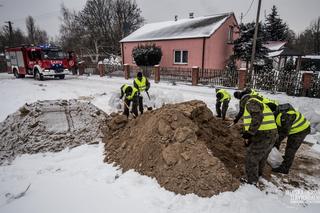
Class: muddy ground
104,100,320,197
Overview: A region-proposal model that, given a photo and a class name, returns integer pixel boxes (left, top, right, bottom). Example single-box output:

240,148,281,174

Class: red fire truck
5,45,73,80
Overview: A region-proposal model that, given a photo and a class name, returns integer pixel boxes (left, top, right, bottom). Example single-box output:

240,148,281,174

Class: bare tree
25,16,48,45
295,17,320,54
26,16,36,44
59,4,84,52
0,26,27,49
59,0,144,62
113,0,144,42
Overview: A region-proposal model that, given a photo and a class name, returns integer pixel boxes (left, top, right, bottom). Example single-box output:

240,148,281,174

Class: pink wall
121,15,239,70
204,15,238,69
122,38,204,68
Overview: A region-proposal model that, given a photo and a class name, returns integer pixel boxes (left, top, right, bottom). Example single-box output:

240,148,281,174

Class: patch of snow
303,55,320,60
268,50,284,57
1,143,319,213
1,73,320,212
264,41,286,51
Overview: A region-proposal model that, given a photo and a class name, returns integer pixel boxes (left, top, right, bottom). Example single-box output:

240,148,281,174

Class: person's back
120,84,139,118
272,103,310,174
215,88,231,120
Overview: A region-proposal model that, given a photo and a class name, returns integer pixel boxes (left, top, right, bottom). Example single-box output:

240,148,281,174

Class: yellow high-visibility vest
217,89,231,102
250,89,260,96
262,97,279,106
122,84,138,100
243,98,277,131
134,77,147,91
276,110,310,135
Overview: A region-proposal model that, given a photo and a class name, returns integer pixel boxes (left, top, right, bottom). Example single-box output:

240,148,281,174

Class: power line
242,0,255,19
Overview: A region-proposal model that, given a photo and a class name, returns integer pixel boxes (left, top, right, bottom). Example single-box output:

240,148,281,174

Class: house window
227,26,234,43
174,50,188,64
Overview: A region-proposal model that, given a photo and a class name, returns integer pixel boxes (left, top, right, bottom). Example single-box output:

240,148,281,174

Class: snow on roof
120,13,233,42
303,55,320,59
268,50,283,57
263,41,286,51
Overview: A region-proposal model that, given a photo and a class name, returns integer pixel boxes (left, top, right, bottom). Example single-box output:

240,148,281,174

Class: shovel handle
146,91,151,100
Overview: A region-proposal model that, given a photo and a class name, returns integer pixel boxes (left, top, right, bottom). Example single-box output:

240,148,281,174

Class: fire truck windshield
43,50,66,60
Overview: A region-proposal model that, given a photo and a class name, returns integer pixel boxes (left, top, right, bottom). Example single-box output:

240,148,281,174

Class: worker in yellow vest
215,88,231,120
233,89,279,125
133,72,150,115
239,93,278,184
120,84,139,118
272,103,311,174
244,88,278,112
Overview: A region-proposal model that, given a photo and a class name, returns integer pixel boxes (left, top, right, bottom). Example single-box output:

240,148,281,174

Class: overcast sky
0,0,319,38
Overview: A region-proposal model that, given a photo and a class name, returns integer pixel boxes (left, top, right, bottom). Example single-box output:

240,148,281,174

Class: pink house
120,13,239,70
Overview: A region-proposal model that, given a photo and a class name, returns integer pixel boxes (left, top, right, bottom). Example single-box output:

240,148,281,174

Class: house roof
264,41,304,57
264,41,286,51
120,13,234,42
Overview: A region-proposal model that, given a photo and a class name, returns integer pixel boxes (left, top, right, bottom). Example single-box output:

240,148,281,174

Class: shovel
146,91,151,100
123,100,136,118
227,122,235,128
145,91,154,110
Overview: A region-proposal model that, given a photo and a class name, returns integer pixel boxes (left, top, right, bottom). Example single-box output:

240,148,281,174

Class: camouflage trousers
277,126,311,172
246,129,278,184
216,100,229,119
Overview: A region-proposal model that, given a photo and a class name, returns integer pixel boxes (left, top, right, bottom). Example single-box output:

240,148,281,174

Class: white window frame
227,26,234,43
173,50,188,65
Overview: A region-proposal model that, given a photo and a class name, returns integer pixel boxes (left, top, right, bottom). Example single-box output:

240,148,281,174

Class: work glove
241,132,252,140
243,140,251,147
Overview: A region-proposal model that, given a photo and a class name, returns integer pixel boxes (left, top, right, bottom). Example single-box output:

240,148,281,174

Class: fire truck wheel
58,75,65,79
34,70,44,81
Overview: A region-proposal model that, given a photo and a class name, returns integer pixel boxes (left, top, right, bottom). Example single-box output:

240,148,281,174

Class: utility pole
240,13,243,24
248,0,262,87
4,21,13,47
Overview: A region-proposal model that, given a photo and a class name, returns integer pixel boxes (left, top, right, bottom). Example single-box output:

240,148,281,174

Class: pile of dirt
104,100,248,197
0,99,108,164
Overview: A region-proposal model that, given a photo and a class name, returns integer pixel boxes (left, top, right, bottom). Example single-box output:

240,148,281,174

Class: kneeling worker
133,71,150,115
216,88,231,120
120,84,139,118
272,104,311,174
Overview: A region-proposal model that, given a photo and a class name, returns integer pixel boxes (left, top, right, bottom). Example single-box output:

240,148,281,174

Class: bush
132,43,162,66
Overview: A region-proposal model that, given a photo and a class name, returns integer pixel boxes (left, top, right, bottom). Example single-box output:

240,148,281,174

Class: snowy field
0,73,320,213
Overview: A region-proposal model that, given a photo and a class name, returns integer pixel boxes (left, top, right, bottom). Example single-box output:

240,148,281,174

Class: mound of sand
104,100,248,197
0,99,108,164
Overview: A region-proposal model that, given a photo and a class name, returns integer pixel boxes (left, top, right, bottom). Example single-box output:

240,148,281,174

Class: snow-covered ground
0,73,320,212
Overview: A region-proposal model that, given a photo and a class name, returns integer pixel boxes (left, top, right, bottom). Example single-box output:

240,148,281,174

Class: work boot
240,177,258,186
272,166,289,174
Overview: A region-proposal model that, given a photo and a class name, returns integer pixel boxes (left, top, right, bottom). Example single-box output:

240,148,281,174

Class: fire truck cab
5,45,71,80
